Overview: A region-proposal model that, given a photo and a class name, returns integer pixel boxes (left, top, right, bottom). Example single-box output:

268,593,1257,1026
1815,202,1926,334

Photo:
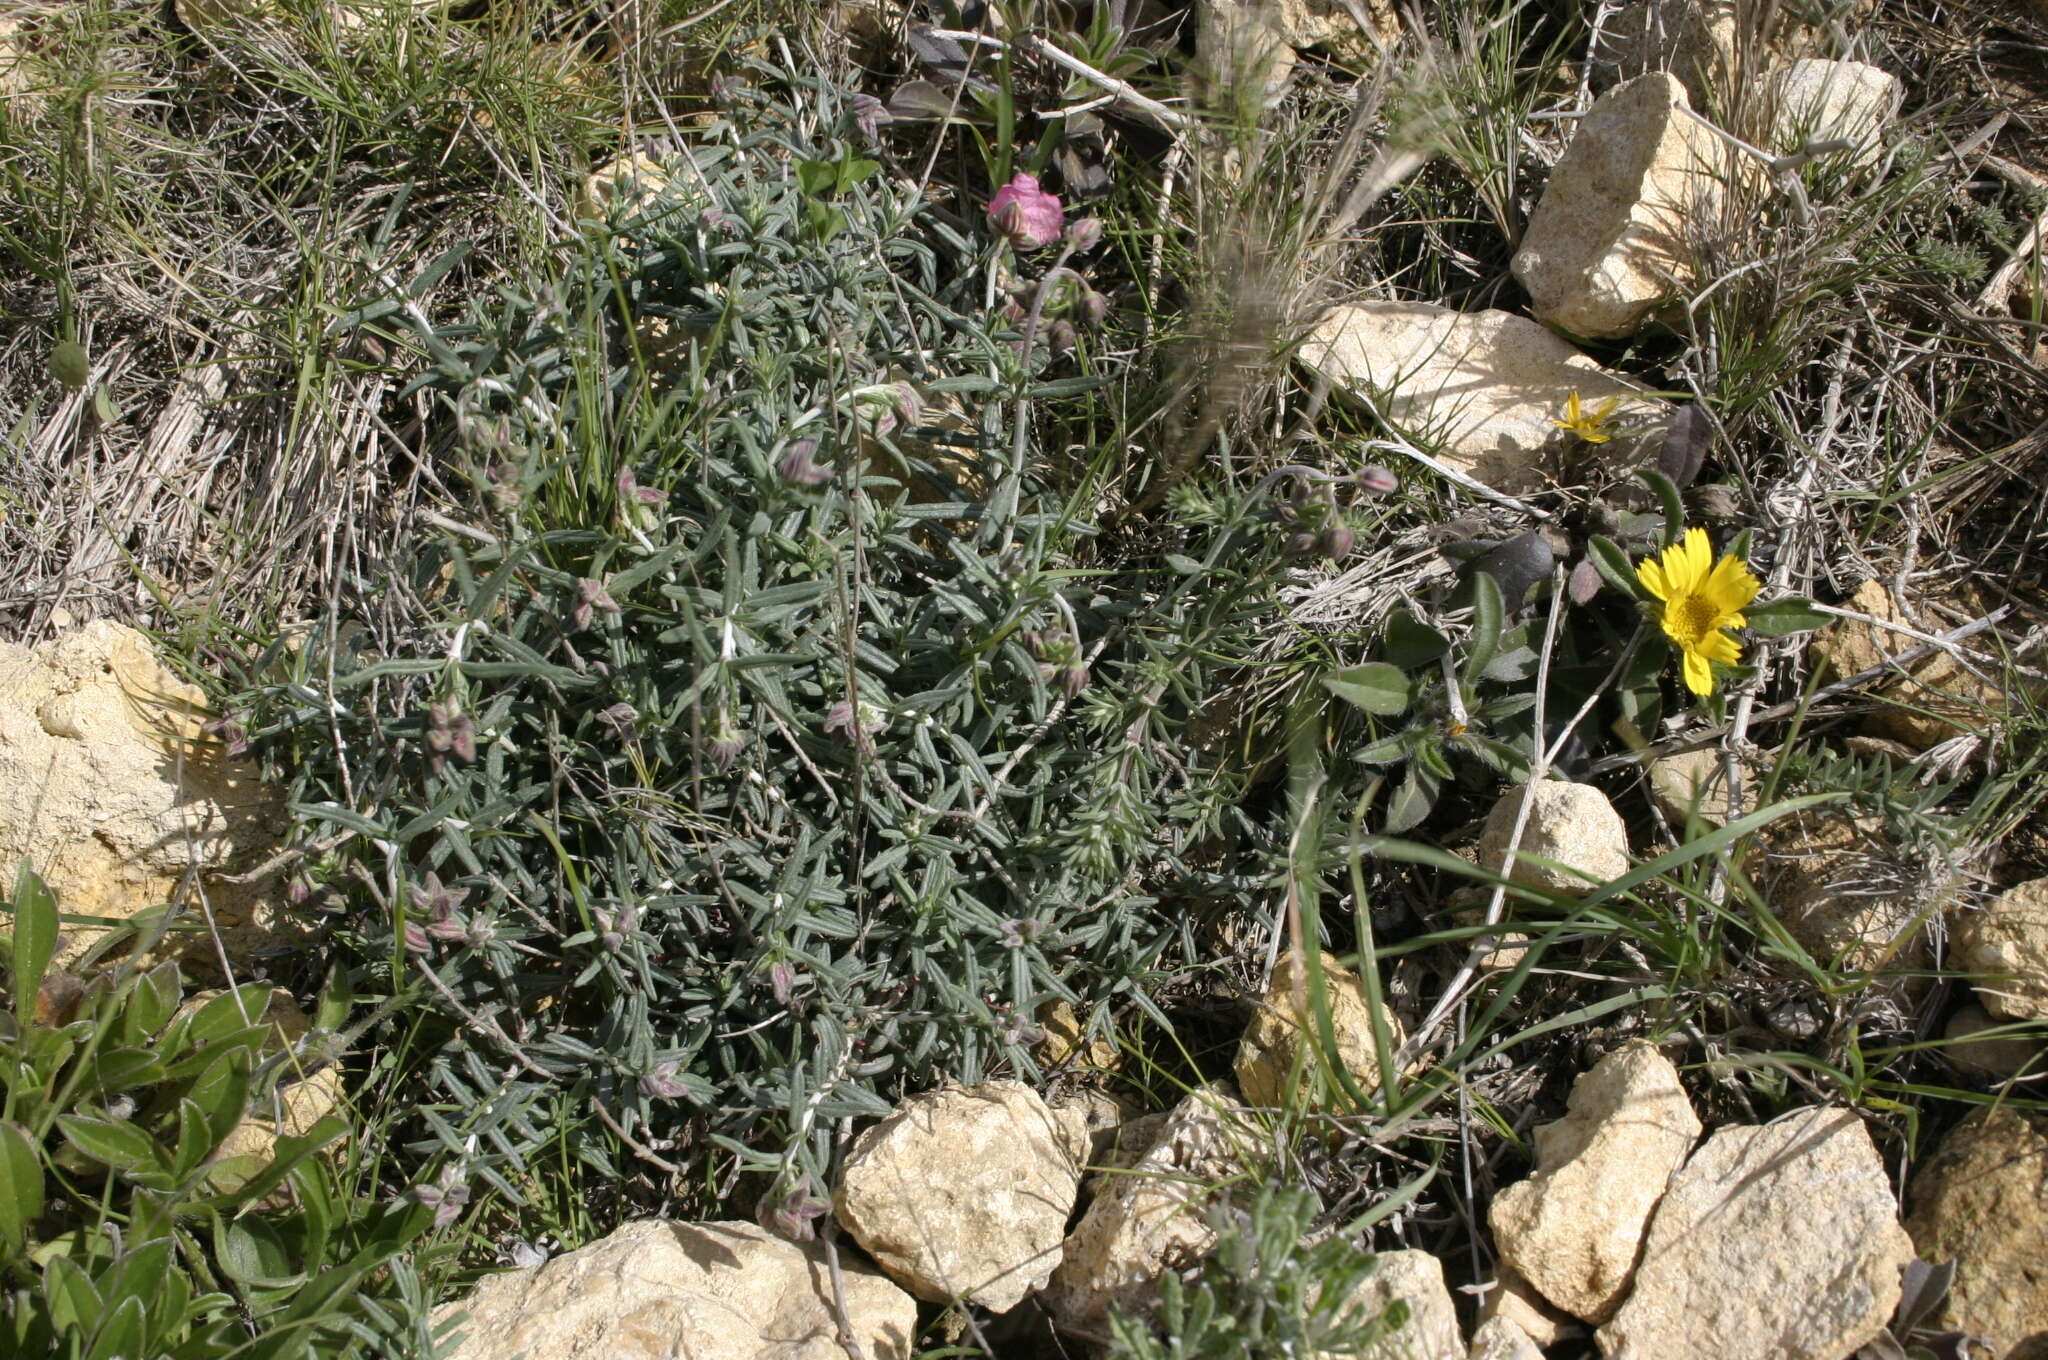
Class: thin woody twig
926,27,1194,130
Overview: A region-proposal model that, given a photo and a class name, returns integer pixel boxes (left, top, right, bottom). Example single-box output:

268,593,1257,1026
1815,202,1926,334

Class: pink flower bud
1355,464,1399,495
1065,217,1103,251
987,172,1064,250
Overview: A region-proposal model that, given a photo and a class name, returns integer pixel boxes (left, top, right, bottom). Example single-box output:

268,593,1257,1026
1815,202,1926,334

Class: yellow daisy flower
1552,390,1620,444
1636,528,1760,696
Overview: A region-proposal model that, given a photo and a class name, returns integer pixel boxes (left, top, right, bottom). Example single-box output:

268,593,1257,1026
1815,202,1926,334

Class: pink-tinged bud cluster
988,172,1065,250
776,438,832,486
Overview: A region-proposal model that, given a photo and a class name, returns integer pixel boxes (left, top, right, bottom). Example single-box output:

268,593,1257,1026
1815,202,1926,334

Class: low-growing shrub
232,63,1350,1221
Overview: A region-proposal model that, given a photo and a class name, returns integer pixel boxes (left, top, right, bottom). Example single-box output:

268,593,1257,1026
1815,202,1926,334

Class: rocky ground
4,0,2048,1358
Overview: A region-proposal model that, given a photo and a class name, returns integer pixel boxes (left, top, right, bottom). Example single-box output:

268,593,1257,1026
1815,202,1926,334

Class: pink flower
988,173,1064,250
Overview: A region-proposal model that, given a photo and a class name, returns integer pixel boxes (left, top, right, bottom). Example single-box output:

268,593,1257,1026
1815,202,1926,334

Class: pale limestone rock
1268,0,1400,60
1479,1263,1578,1349
579,152,687,224
1478,781,1630,898
435,1220,917,1360
1043,1083,1245,1328
1468,1316,1544,1360
1808,579,2023,749
0,622,291,976
1647,747,1757,827
1765,59,1900,168
1337,1249,1463,1360
1298,302,1662,494
1512,73,1724,339
1904,1106,2048,1360
1588,0,1868,105
1956,877,2048,1021
1943,1002,2045,1082
0,9,40,117
1235,950,1403,1111
1597,1108,1912,1360
1489,1042,1700,1323
1196,0,1296,112
833,1080,1081,1311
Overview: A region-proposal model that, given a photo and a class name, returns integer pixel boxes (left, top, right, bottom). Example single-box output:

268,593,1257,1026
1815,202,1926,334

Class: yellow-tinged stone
1234,950,1403,1110
0,621,293,977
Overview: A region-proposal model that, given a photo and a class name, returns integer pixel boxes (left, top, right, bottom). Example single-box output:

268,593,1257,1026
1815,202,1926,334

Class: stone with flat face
1512,73,1723,340
1596,1109,1912,1360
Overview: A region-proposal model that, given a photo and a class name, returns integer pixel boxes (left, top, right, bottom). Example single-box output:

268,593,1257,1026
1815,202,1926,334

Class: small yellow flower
1552,390,1620,444
1636,527,1760,696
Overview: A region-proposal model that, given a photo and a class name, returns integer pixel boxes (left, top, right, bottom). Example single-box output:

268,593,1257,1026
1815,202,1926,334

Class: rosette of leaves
1324,569,1543,834
0,866,430,1359
238,65,1295,1217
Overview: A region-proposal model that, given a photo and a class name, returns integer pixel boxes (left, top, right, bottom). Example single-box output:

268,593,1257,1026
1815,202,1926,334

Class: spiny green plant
1105,1182,1405,1360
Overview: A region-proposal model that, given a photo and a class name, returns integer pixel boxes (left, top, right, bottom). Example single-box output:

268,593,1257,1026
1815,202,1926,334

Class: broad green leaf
183,986,274,1051
215,1215,304,1289
126,962,183,1043
1588,536,1650,601
1462,571,1503,684
0,1121,42,1253
1745,596,1829,638
57,1114,160,1175
88,1047,166,1097
1321,664,1411,717
1381,611,1450,670
185,1046,254,1149
85,1294,145,1360
1639,467,1686,545
43,1252,102,1334
1383,765,1438,834
96,1237,172,1333
9,861,60,1020
172,1098,218,1180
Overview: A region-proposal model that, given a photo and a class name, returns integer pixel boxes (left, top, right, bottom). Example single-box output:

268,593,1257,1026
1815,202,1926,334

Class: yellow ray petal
1637,555,1671,601
1700,630,1742,665
1702,552,1761,613
1682,648,1714,695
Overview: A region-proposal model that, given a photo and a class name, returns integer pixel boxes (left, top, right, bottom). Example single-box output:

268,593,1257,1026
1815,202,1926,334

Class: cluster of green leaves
1105,1183,1404,1360
230,63,1325,1222
0,865,430,1359
1316,468,1827,835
